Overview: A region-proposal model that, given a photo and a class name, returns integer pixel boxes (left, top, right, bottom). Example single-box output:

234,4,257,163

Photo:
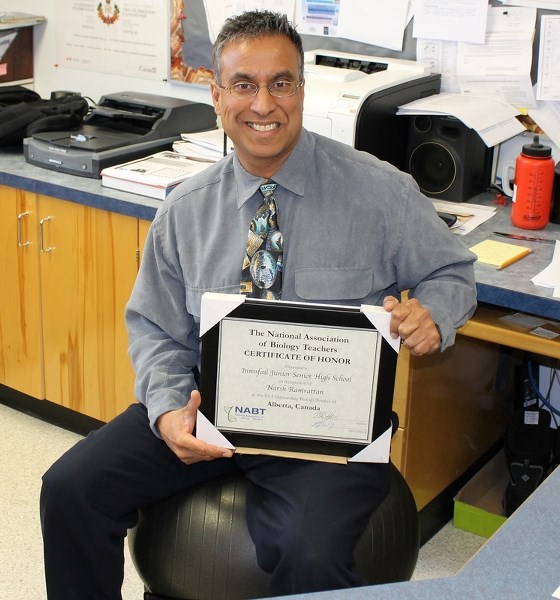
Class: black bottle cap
522,135,552,158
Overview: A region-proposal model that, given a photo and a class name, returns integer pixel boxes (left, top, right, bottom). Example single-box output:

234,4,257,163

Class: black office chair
128,462,420,600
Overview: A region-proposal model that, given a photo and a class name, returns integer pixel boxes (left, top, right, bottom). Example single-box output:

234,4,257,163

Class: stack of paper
173,128,233,162
397,92,525,147
431,199,496,235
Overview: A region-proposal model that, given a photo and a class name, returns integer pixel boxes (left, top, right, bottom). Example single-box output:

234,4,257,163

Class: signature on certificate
312,410,338,429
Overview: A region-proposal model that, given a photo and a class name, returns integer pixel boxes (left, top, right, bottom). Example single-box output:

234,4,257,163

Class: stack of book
172,128,233,162
100,151,211,200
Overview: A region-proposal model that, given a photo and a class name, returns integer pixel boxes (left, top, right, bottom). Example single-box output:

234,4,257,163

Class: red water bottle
510,135,555,230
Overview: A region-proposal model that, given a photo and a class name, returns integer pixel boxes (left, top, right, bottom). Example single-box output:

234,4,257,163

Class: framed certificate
199,295,398,461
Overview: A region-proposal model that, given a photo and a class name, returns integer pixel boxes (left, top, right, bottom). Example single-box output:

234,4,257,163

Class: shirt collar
234,128,314,208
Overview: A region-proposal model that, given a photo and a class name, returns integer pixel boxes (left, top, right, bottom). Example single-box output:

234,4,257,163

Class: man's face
211,34,305,178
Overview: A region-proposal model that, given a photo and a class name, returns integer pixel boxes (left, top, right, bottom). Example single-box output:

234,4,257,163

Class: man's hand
383,295,441,356
156,390,234,464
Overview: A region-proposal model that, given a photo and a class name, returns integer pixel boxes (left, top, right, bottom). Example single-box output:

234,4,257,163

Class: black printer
23,91,217,178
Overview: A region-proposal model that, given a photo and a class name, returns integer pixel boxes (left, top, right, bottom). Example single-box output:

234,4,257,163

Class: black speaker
406,115,493,202
354,74,441,172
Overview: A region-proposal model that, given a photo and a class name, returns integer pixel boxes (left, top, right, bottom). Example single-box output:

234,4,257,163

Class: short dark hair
212,10,304,83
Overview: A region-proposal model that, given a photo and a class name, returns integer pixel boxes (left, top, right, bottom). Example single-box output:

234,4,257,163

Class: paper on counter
469,239,532,268
531,240,560,298
431,199,496,235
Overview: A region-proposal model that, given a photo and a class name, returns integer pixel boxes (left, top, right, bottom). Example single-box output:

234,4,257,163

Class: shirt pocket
295,267,373,301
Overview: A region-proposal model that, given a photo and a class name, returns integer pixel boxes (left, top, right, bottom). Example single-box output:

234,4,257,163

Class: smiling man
211,27,305,177
40,10,477,600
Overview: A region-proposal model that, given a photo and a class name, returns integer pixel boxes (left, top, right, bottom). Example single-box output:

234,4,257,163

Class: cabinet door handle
17,211,31,247
39,216,55,253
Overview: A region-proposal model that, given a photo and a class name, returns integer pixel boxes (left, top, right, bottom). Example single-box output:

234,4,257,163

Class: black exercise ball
129,463,419,600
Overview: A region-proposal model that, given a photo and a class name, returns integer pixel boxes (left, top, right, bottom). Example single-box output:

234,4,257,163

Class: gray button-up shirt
126,128,477,432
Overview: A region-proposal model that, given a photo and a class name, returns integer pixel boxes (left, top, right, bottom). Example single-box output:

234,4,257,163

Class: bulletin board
169,0,417,87
170,0,553,102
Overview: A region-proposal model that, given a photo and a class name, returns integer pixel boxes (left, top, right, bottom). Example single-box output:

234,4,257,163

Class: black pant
40,403,389,599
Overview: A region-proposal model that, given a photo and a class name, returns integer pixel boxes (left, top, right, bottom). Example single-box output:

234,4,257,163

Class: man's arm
125,221,234,461
389,182,477,352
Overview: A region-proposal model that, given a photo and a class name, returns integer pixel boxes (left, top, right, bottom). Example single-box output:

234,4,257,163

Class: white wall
1,0,213,107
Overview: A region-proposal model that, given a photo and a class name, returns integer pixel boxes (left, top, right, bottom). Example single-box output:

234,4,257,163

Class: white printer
302,50,440,170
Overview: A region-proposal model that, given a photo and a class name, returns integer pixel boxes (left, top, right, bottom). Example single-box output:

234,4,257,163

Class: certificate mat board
199,296,397,461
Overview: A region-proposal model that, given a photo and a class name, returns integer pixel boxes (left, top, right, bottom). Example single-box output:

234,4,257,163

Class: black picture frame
199,298,397,460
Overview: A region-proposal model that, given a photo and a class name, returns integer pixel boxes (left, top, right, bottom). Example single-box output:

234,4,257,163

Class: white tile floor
0,402,486,599
0,403,145,600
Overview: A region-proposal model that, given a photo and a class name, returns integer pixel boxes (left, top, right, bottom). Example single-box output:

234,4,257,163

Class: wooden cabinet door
0,186,44,398
38,195,138,421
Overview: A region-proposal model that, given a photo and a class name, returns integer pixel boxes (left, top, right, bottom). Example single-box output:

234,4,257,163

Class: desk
392,195,558,514
460,195,559,357
464,196,559,324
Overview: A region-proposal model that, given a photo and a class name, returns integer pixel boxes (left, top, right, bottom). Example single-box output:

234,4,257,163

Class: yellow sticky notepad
469,240,533,270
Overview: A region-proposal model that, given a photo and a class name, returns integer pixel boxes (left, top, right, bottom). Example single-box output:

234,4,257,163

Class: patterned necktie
240,180,283,300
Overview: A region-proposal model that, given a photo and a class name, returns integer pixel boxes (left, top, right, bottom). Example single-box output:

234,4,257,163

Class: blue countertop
1,148,559,319
270,464,560,600
0,148,161,221
461,196,559,321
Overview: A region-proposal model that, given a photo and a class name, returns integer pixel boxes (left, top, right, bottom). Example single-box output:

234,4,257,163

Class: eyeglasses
217,80,303,99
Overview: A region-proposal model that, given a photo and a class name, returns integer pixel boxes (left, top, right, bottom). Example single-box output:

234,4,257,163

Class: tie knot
260,181,277,199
